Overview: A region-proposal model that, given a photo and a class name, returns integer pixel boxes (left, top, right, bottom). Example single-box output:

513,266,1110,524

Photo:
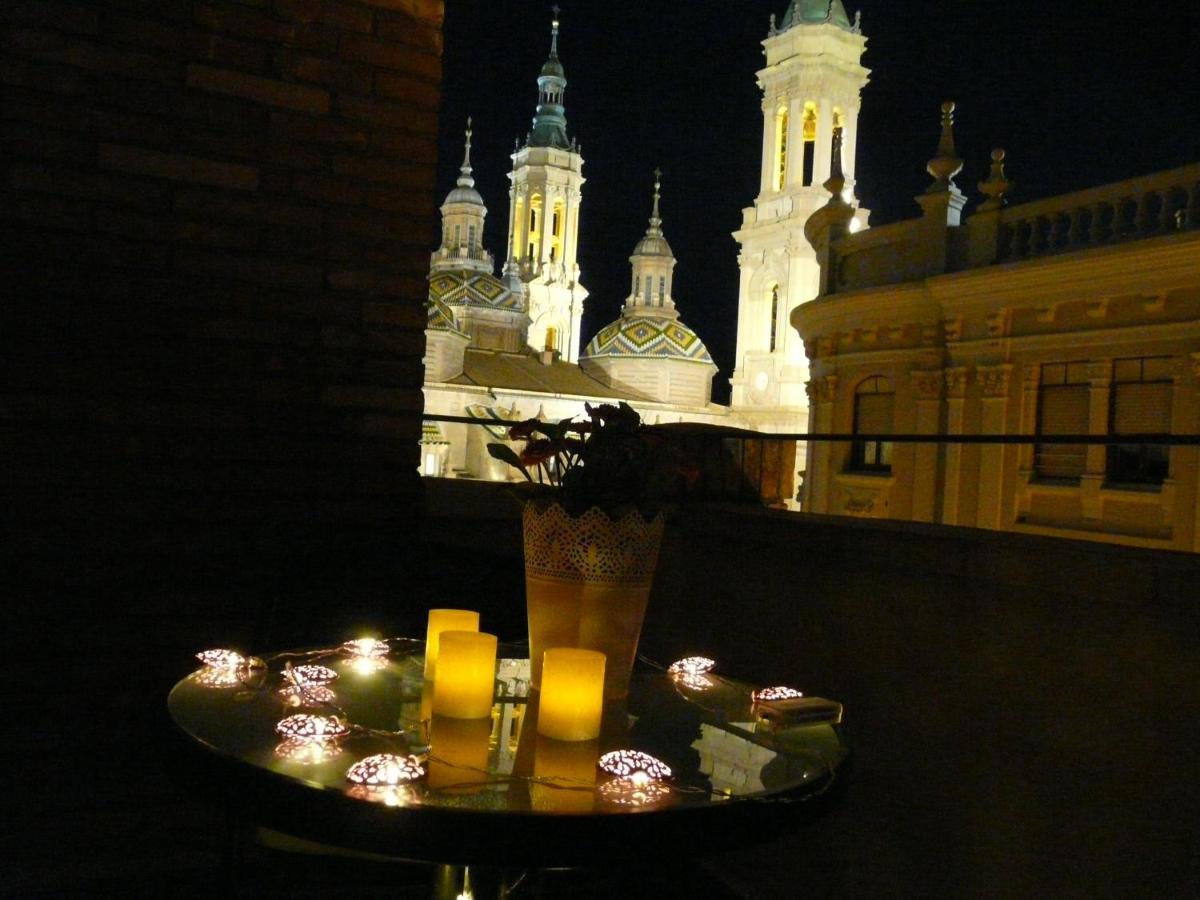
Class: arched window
528,195,543,260
644,275,652,303
658,276,666,304
768,284,780,352
851,376,894,473
774,106,789,191
801,102,817,186
467,225,476,253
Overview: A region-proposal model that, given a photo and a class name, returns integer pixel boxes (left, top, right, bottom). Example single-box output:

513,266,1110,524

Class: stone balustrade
997,162,1200,262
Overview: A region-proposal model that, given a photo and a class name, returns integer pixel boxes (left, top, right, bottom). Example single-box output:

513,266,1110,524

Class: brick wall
1,0,444,602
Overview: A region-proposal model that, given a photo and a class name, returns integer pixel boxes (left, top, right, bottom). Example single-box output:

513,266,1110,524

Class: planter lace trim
523,503,664,584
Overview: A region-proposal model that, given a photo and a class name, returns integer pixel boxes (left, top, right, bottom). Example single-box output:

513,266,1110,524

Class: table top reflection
167,641,850,866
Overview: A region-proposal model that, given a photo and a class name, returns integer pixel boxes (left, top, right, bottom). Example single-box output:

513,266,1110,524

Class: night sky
437,1,1199,403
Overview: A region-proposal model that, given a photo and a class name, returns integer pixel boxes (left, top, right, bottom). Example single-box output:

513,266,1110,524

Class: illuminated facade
508,15,588,362
730,0,870,444
796,102,1200,549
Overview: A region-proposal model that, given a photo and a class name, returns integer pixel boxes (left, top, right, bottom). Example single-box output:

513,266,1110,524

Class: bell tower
507,9,588,362
730,1,869,428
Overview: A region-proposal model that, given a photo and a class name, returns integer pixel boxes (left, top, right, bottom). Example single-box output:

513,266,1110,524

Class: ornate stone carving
814,375,838,404
911,369,944,401
978,363,1013,398
817,335,836,358
986,308,1011,337
943,317,963,343
944,366,970,399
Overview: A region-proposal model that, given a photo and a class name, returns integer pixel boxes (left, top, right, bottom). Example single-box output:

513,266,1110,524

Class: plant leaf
487,442,532,481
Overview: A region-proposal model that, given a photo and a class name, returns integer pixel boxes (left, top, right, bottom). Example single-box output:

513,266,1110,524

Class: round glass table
168,642,849,874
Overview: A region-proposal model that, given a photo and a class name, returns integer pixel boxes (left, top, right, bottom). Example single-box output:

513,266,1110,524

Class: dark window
1107,357,1171,486
850,376,893,473
768,285,779,352
1035,361,1089,481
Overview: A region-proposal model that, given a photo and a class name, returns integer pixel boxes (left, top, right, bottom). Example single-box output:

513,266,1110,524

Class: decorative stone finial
853,10,862,32
457,117,473,184
977,148,1012,210
650,167,663,229
769,12,777,35
926,100,964,193
823,125,846,198
550,5,560,57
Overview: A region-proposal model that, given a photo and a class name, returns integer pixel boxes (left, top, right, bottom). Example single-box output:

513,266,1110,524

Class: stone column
1080,360,1112,523
976,364,1013,530
843,104,860,191
786,96,803,188
760,103,776,194
910,369,944,522
941,367,970,524
809,374,837,514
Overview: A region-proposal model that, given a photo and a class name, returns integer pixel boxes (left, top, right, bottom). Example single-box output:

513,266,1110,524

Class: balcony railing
997,162,1200,263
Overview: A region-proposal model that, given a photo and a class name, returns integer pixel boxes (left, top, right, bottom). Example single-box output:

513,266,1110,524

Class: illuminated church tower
507,11,588,362
730,1,869,429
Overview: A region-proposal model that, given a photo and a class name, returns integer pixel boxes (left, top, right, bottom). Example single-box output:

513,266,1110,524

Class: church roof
448,349,652,401
429,271,524,313
781,0,852,31
583,316,714,365
427,296,467,336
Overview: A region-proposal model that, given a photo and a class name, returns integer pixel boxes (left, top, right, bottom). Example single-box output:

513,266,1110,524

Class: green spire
527,7,572,150
780,0,853,31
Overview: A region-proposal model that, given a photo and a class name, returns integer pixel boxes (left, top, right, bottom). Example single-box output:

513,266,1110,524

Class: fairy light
346,783,415,806
752,686,804,703
342,638,390,659
278,684,337,708
283,664,338,687
668,656,715,677
598,777,671,807
598,750,672,782
346,754,425,786
275,714,348,741
677,673,714,691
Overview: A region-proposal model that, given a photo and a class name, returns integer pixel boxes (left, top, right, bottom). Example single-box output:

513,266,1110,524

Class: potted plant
488,402,696,700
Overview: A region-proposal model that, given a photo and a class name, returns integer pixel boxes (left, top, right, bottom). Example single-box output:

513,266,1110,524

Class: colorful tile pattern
583,315,714,364
429,271,523,312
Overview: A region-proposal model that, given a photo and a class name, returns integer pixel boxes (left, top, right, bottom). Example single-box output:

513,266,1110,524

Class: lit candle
537,648,605,742
431,630,497,719
424,609,480,680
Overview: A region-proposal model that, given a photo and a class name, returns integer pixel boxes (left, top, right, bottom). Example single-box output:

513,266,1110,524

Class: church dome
444,183,484,207
582,315,714,364
430,271,525,313
781,0,852,30
633,232,673,258
426,295,466,335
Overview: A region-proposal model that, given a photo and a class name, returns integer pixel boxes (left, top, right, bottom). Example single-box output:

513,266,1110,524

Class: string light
191,666,242,689
598,750,672,782
278,684,337,708
342,638,390,659
283,664,338,687
668,656,715,676
346,754,425,786
275,714,348,740
752,686,804,702
196,649,244,669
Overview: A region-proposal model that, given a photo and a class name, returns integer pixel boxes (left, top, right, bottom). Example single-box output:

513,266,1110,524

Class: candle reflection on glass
531,735,598,813
431,631,497,719
537,648,605,742
426,715,492,793
424,609,480,680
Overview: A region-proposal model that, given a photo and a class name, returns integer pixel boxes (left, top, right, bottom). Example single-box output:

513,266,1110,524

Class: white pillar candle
431,630,497,720
424,608,480,680
537,648,605,742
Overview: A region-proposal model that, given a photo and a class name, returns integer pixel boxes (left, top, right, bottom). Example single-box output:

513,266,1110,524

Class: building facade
795,102,1200,549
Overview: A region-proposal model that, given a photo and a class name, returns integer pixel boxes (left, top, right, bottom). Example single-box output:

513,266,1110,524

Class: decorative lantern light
668,656,715,677
196,649,244,670
275,714,348,741
283,664,338,687
346,754,425,786
598,750,672,784
346,783,415,806
751,686,804,703
278,684,337,708
598,777,671,807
